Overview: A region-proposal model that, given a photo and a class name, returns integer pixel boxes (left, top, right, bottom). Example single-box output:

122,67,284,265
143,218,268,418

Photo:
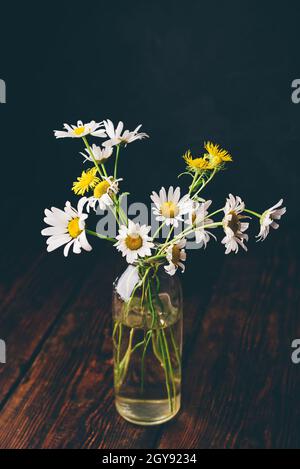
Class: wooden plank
0,213,43,310
156,234,300,449
0,251,222,449
0,250,98,404
0,248,43,313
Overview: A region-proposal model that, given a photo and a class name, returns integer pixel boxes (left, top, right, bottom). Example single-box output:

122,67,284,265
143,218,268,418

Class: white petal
79,231,92,251
173,187,181,204
41,226,67,236
159,187,167,203
168,186,174,200
47,235,70,252
63,240,74,257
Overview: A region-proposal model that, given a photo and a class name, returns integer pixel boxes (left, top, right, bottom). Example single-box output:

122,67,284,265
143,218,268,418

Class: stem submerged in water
113,267,181,414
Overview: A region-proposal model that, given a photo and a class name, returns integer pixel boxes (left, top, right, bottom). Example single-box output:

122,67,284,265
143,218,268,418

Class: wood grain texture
0,251,97,405
0,233,298,449
157,235,300,449
0,253,222,449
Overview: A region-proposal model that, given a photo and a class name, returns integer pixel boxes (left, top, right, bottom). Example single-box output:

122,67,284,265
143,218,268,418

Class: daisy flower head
80,144,113,163
204,141,232,170
256,199,286,242
222,194,249,254
54,120,106,139
186,200,216,248
84,176,122,212
164,238,187,276
115,220,154,264
151,186,192,227
41,198,92,257
72,167,100,196
183,150,210,173
102,120,149,147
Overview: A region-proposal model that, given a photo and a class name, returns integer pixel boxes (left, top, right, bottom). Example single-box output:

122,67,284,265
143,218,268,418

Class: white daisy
222,194,249,254
84,176,122,212
102,119,149,147
164,238,187,276
151,186,192,228
186,200,216,248
41,198,92,257
256,199,286,241
80,144,113,163
54,120,106,139
115,220,154,264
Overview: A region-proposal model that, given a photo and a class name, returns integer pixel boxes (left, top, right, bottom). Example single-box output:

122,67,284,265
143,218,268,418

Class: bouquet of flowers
41,118,286,425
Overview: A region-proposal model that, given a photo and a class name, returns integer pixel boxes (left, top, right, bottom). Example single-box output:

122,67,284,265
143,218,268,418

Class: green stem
152,331,163,363
114,145,121,180
112,321,119,350
208,208,224,218
244,209,261,218
141,279,156,393
101,164,108,177
138,254,166,266
130,339,146,354
169,328,181,370
153,220,167,239
117,322,123,367
161,328,176,411
108,203,121,227
141,330,152,393
160,222,223,250
157,225,174,255
189,172,198,194
157,330,173,412
82,136,104,178
86,229,116,242
192,168,217,199
113,194,128,226
115,327,135,391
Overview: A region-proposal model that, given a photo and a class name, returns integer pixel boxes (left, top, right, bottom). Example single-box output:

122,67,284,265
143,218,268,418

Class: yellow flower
204,141,232,169
72,167,100,195
183,150,209,172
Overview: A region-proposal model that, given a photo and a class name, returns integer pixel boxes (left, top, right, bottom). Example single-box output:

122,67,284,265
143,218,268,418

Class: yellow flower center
172,244,181,264
161,201,179,218
94,180,110,198
68,217,82,238
73,126,85,136
125,234,143,251
191,211,197,224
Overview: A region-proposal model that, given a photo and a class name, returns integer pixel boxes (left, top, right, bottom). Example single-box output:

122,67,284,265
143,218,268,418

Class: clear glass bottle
112,265,183,425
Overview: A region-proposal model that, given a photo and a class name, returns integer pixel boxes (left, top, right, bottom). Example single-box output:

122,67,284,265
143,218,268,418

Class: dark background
0,0,298,254
0,2,299,449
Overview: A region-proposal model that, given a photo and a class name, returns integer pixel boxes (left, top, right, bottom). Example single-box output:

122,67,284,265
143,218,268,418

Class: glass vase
112,264,183,425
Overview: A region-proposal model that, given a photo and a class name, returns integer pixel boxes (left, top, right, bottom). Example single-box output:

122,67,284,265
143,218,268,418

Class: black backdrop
0,0,298,252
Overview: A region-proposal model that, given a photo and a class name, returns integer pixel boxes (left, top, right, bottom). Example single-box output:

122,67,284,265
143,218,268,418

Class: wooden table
0,232,299,449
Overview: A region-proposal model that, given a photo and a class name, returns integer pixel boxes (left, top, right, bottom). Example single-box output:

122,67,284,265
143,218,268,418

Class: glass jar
112,264,183,425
